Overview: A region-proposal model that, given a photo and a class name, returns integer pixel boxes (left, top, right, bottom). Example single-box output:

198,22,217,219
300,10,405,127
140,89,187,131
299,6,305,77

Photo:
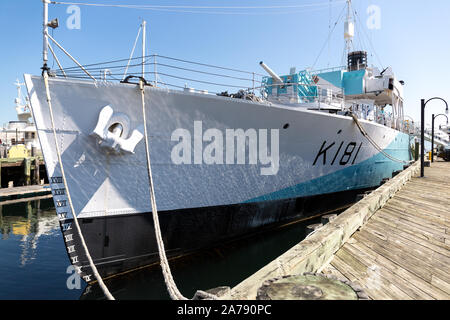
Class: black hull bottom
61,188,372,283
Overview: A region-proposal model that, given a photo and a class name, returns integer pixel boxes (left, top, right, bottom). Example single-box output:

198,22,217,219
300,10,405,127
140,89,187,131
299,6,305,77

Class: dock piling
34,158,40,185
24,157,31,186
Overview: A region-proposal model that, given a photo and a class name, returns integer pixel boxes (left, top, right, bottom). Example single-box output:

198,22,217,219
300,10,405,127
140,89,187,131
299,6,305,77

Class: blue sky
0,0,449,128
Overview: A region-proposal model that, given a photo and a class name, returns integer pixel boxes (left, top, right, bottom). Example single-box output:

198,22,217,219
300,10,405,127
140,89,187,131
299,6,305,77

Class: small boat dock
228,160,449,300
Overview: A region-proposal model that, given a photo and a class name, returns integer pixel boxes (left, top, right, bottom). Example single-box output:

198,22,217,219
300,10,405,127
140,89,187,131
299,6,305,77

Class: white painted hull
25,75,411,220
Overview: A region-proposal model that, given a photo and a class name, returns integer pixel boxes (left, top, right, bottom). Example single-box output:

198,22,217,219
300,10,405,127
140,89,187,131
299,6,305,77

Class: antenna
344,0,354,57
142,20,146,78
43,0,49,69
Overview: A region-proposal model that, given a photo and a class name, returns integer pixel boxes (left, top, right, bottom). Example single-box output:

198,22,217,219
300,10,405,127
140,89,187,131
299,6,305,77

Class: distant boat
0,80,41,158
25,0,413,283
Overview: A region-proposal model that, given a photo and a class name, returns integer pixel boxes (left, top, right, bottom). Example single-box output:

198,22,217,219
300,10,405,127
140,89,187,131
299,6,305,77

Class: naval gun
259,61,284,86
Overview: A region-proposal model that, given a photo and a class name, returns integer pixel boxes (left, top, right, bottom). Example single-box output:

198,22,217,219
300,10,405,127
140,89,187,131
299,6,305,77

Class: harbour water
0,197,346,300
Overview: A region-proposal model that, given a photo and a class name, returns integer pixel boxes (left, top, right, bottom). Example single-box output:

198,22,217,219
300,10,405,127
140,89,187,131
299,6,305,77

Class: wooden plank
379,208,450,243
341,243,433,300
431,275,450,296
368,218,450,259
380,206,448,235
382,203,449,230
333,250,407,300
372,212,448,245
384,199,450,227
362,222,450,277
321,263,349,282
394,191,450,209
338,246,413,300
387,193,450,216
350,240,449,300
0,185,51,200
402,184,450,194
355,228,450,286
394,192,450,211
405,182,450,192
372,214,450,252
353,231,433,283
330,256,391,300
404,180,450,190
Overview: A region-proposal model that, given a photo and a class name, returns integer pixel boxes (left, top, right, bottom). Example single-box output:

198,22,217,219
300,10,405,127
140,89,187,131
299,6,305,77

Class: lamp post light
431,113,449,163
421,98,448,177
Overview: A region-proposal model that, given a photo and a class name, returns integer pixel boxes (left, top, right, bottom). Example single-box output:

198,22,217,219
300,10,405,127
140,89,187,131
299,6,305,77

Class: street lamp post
431,113,449,163
421,97,448,177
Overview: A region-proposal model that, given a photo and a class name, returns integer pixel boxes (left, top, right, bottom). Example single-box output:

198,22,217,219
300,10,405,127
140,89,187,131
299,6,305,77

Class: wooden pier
321,160,449,299
0,157,46,188
228,160,450,300
0,185,51,202
0,157,50,201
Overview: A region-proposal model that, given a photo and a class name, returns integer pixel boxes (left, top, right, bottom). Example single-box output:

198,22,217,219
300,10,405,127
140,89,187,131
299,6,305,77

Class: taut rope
43,72,115,300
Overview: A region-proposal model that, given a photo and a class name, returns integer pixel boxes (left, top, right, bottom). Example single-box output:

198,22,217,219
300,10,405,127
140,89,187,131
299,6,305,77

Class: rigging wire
61,63,263,84
311,3,347,70
123,23,142,80
51,1,345,10
49,1,346,15
56,54,264,77
352,8,384,70
158,55,264,76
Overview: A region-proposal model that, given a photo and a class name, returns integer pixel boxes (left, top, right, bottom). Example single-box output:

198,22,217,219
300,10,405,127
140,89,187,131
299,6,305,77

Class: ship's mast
15,79,23,107
344,0,354,57
142,20,146,79
43,0,49,70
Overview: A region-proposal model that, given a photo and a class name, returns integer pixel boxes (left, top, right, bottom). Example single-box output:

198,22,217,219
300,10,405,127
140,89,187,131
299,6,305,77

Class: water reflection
0,196,350,300
0,197,60,266
0,197,84,300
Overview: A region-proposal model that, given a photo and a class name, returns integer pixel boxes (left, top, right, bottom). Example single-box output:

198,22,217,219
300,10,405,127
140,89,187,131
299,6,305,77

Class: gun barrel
259,61,284,84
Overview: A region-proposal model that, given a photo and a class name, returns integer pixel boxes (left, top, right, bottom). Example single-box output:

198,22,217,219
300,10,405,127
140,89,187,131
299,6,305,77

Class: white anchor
90,105,144,154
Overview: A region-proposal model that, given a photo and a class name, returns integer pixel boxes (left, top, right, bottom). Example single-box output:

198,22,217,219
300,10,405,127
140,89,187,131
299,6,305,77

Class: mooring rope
43,71,115,300
138,79,192,300
351,113,411,164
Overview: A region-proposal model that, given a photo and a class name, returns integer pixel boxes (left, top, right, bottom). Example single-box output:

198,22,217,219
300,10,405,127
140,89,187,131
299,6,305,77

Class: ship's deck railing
53,54,268,97
260,82,345,108
50,54,415,134
53,53,350,108
310,65,347,75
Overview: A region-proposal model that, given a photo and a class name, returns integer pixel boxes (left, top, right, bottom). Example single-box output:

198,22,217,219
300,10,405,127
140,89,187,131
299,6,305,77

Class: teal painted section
342,69,366,95
263,68,369,100
297,70,317,100
245,131,412,203
263,77,274,95
262,70,317,101
317,70,345,89
316,69,366,95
